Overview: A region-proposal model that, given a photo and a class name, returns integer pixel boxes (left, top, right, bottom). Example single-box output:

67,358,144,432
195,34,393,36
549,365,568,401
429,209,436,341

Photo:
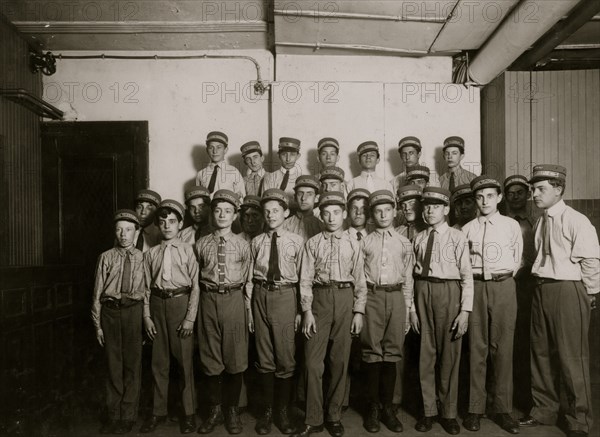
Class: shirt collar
323,229,344,240
375,228,393,237
161,237,181,248
212,230,233,242
209,161,224,169
546,199,566,217
361,170,375,177
246,168,265,177
115,246,133,256
429,221,449,235
478,211,499,225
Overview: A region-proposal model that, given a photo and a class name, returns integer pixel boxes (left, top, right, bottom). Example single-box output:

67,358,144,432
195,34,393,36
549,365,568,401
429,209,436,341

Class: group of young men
92,132,599,437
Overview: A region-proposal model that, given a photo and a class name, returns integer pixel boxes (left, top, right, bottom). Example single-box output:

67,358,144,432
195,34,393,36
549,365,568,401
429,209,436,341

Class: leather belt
101,297,142,310
415,276,446,283
200,283,243,294
314,281,352,290
473,272,513,282
253,279,297,292
535,277,563,285
367,282,402,292
151,286,191,299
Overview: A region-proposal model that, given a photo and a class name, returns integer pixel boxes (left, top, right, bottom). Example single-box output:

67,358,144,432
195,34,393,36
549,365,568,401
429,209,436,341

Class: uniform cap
347,188,370,205
114,209,140,226
206,131,228,146
504,175,529,190
443,136,465,152
318,191,346,209
240,141,262,157
185,185,211,203
422,187,451,205
451,184,473,202
211,189,241,209
529,164,567,183
241,195,262,210
261,189,288,207
406,165,430,182
397,184,423,203
317,137,339,151
398,136,422,152
278,137,301,152
158,199,185,221
357,141,379,156
136,189,161,206
294,175,320,191
470,175,502,193
369,190,396,208
319,166,345,182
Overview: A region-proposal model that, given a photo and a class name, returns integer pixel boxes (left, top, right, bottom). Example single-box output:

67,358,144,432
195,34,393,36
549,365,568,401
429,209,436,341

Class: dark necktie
258,178,264,196
194,226,202,242
540,212,551,267
267,232,281,282
449,172,456,192
218,236,226,287
208,165,219,193
121,251,132,294
421,229,436,276
356,232,362,241
280,170,290,191
135,231,144,251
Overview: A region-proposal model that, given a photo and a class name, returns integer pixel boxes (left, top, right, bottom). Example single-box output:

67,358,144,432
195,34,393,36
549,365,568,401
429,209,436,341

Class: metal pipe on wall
273,9,447,24
467,0,581,85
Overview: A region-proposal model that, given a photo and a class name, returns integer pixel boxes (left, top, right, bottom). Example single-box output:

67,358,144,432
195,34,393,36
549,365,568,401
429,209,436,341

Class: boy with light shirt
195,190,252,435
179,185,213,244
134,189,162,252
361,190,415,434
519,165,599,437
262,137,304,209
347,141,393,193
238,195,265,242
195,131,245,199
461,176,522,435
282,175,323,242
241,141,266,196
247,188,304,435
412,187,472,435
294,191,367,437
92,210,145,435
315,137,341,174
391,136,422,194
141,200,199,435
438,136,478,192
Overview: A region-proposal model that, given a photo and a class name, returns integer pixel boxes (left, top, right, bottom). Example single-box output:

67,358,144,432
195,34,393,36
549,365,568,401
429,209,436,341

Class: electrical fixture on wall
29,51,57,76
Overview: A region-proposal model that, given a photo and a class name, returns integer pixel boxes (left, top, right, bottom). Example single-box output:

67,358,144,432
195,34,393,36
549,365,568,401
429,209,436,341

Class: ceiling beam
509,0,600,70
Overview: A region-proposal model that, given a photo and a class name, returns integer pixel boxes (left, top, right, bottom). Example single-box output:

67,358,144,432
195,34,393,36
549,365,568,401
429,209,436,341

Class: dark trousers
514,274,534,410
253,284,297,379
101,302,143,421
150,295,195,416
304,286,353,426
530,280,593,433
198,290,248,376
468,278,517,414
416,279,462,419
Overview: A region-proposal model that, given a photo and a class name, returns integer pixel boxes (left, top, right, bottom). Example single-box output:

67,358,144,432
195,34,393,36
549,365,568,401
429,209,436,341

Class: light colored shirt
462,212,523,277
347,171,393,193
363,228,416,311
300,230,368,314
196,161,246,199
391,171,408,195
345,227,370,242
195,231,252,289
136,223,162,252
282,212,324,243
262,165,304,206
179,223,213,245
532,200,600,294
143,239,200,321
413,222,474,312
438,166,478,190
395,221,427,241
244,168,265,196
92,247,145,330
245,229,304,309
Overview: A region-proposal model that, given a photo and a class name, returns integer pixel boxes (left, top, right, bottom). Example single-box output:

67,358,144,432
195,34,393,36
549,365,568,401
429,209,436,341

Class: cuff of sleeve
301,303,312,312
352,304,365,314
